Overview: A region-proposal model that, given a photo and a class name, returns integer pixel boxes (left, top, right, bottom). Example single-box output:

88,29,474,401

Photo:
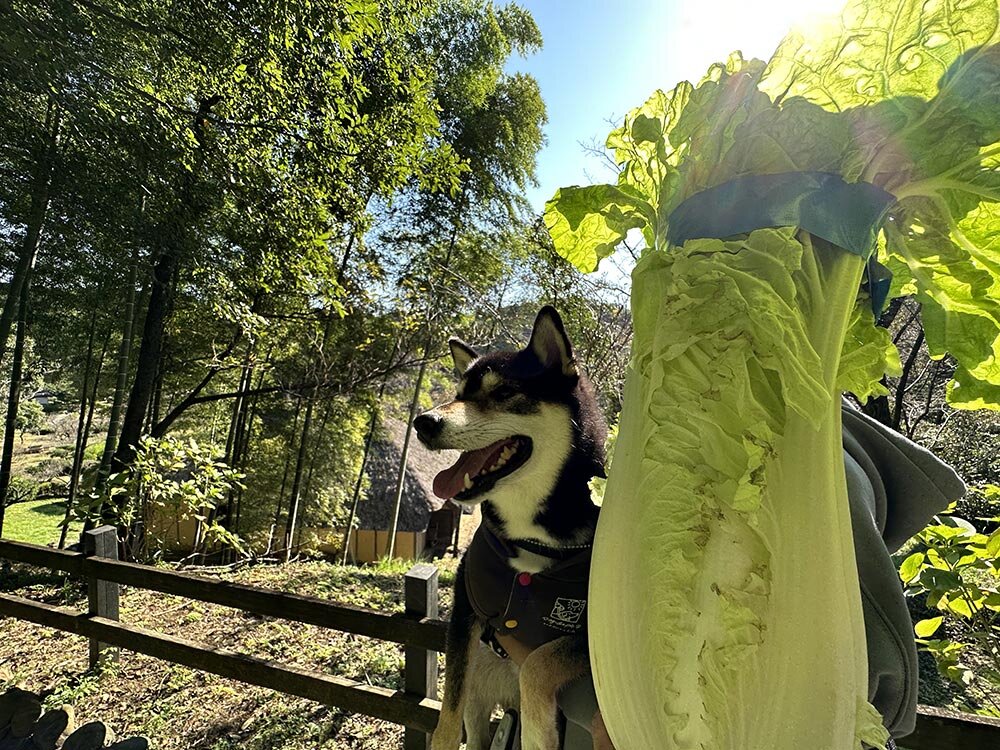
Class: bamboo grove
0,0,632,560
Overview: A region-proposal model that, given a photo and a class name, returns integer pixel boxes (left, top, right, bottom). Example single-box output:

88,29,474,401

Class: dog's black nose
413,413,443,443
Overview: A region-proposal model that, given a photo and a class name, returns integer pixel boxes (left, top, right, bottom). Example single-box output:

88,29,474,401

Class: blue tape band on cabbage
667,172,896,314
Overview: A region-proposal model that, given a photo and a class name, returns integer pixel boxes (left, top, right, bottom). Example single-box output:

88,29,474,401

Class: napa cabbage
545,0,1000,747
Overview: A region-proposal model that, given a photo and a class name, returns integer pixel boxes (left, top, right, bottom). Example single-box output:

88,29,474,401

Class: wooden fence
0,527,446,749
1,527,999,749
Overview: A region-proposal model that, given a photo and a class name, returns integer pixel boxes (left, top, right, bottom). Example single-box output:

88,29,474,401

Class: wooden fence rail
2,530,1000,749
0,537,447,652
0,527,446,747
0,593,440,733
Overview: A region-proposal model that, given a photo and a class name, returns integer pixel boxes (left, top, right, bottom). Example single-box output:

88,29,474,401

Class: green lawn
2,499,79,546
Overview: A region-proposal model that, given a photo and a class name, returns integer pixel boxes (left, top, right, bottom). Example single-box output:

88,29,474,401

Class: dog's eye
491,385,516,401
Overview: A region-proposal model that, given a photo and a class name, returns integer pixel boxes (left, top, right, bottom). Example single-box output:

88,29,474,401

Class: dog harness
464,522,592,655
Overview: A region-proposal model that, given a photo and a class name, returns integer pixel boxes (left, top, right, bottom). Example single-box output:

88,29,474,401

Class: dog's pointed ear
529,306,577,377
449,337,478,375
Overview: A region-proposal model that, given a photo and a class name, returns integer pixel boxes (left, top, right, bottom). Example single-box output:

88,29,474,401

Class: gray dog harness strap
465,524,592,652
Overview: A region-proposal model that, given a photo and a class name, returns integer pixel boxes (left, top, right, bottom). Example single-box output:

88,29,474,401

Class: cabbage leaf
590,228,886,748
547,0,1000,408
544,0,1000,747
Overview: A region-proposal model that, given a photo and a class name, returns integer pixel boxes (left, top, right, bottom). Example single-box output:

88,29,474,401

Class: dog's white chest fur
508,548,553,575
479,402,574,545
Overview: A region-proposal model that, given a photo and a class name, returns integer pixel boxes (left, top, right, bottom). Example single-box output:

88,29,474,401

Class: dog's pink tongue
432,440,508,499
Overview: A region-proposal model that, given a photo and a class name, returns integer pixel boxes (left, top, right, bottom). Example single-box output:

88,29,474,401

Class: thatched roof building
357,418,459,532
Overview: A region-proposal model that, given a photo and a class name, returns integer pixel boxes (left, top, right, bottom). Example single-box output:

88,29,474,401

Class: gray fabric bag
842,402,965,737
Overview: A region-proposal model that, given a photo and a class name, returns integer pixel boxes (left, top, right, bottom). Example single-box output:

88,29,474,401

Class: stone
59,722,105,750
30,709,69,750
106,739,149,750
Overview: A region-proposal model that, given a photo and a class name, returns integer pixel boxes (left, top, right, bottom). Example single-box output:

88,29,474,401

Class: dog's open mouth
432,436,532,501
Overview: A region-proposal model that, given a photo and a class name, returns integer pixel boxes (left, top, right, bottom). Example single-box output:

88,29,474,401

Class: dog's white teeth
463,472,473,490
471,444,519,482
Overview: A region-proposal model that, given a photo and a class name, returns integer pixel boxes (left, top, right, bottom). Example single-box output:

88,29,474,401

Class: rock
0,690,37,731
60,722,105,750
105,739,149,750
8,696,41,738
30,709,69,750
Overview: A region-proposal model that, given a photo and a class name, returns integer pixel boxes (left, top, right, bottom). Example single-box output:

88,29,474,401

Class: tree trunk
283,395,316,562
221,344,254,527
150,362,164,428
108,242,180,491
283,313,337,561
233,348,271,537
0,279,31,535
301,400,333,508
342,405,381,564
0,102,59,373
268,396,302,554
60,337,108,546
90,249,140,515
293,398,334,552
213,345,254,564
386,357,427,559
59,308,106,547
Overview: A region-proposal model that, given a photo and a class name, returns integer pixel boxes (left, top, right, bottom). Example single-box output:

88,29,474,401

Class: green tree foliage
0,0,558,557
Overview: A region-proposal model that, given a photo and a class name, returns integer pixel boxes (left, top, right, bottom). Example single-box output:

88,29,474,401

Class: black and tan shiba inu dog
414,307,609,750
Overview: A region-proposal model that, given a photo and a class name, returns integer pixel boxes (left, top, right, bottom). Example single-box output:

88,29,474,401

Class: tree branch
150,331,242,437
892,327,924,431
149,353,440,435
71,0,200,49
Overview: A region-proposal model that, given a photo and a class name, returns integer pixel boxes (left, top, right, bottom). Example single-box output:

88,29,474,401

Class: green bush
3,476,38,506
899,498,1000,715
98,436,247,561
15,399,45,436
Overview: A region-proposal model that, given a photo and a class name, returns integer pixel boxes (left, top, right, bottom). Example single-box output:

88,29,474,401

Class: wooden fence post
403,563,438,750
83,526,120,668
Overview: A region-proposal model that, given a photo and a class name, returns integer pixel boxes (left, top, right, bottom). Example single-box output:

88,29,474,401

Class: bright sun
666,0,848,82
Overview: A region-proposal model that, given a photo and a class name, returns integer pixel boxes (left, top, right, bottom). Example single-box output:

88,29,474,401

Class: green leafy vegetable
589,227,887,748
547,2,1000,408
544,0,1000,747
900,502,1000,708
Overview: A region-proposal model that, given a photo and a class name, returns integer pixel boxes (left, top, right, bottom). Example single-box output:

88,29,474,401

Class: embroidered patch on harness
547,597,586,625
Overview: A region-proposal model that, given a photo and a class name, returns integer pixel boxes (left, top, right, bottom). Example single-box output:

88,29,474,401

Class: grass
2,498,80,546
10,429,75,476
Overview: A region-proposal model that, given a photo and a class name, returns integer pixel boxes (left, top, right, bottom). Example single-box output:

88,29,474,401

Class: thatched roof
356,418,459,532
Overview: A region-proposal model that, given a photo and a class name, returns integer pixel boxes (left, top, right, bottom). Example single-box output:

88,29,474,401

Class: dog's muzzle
413,412,444,445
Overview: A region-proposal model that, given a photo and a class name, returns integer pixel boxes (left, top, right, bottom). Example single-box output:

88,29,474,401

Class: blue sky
507,0,846,212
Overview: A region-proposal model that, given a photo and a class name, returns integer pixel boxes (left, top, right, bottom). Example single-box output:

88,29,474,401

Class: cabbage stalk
545,0,1000,747
590,229,886,748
